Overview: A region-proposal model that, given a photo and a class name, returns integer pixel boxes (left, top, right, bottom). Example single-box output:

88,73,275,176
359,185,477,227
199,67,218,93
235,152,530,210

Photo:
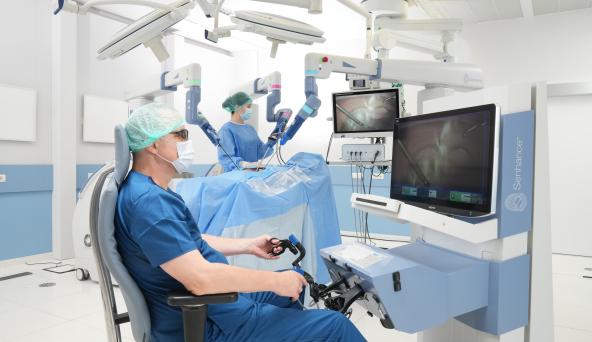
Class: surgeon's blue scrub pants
206,291,366,341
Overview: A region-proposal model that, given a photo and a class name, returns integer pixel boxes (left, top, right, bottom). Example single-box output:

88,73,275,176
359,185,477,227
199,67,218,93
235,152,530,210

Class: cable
349,159,359,241
28,261,62,266
353,154,361,241
358,160,365,243
372,167,383,177
262,140,279,170
276,145,283,165
348,152,355,236
368,152,381,243
369,151,379,190
356,153,365,242
278,143,287,164
325,132,334,164
361,154,368,243
358,150,380,244
217,143,241,170
355,162,360,242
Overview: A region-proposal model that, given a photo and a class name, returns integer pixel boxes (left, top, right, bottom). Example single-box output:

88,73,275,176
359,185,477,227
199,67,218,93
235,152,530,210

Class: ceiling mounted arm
53,0,186,15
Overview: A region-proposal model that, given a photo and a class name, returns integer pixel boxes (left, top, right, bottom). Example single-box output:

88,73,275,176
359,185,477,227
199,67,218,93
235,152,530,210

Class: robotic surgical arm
280,76,321,145
125,63,220,146
280,52,483,144
126,63,245,170
232,72,293,142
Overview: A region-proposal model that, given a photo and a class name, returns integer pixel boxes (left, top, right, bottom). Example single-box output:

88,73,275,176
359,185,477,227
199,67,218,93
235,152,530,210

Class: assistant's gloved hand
268,132,279,142
240,161,265,170
240,161,258,169
268,115,288,141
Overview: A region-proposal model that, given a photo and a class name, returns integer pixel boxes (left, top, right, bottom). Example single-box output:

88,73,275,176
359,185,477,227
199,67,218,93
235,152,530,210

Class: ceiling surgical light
230,11,326,57
54,0,194,62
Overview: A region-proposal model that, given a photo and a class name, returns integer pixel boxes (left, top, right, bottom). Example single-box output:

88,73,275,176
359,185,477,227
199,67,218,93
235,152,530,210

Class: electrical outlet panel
342,144,385,162
0,174,6,183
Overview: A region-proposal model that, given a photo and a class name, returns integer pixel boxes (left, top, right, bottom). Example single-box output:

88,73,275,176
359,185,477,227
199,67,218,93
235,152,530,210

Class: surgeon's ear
145,142,159,155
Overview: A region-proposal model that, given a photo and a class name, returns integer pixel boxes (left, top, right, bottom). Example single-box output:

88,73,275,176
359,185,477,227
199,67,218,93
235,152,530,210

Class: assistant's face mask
156,140,194,174
240,108,253,121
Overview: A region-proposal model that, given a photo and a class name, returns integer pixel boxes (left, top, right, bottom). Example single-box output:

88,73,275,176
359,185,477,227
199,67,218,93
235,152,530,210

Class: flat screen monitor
332,89,399,138
390,104,499,217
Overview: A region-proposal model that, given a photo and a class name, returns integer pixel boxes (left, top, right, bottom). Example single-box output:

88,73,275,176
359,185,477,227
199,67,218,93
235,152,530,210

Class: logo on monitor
505,193,527,212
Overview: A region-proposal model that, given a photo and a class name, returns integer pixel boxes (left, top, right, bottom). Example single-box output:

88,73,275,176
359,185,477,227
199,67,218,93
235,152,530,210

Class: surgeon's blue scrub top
217,121,274,172
115,170,255,341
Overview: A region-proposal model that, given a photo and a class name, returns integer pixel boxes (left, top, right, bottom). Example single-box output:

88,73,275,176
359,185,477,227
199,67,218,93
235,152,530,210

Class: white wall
76,14,164,164
457,9,592,86
453,10,592,259
0,1,53,164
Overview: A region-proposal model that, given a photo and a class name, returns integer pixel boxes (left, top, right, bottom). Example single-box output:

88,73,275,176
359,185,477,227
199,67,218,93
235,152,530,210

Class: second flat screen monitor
333,89,399,136
390,104,498,217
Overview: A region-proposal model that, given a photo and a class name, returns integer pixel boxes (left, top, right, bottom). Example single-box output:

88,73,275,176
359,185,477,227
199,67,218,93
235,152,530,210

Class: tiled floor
0,261,134,342
0,260,416,342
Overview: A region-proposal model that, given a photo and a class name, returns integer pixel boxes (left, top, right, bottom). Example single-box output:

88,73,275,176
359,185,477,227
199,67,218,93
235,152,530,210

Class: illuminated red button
322,56,329,63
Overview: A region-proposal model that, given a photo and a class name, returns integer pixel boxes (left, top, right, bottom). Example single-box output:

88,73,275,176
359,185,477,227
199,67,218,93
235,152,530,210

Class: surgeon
217,91,276,172
116,103,366,342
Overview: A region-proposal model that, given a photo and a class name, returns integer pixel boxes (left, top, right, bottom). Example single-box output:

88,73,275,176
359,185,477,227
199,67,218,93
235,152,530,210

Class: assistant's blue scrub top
115,170,255,341
217,121,274,172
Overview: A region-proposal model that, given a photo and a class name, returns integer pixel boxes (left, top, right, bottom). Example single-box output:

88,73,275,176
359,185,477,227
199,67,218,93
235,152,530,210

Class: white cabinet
548,94,592,257
555,327,592,342
552,254,592,342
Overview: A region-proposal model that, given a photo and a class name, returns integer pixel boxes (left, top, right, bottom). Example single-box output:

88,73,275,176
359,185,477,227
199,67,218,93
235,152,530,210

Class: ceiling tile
533,0,559,15
559,0,589,11
431,1,478,22
494,0,525,19
466,0,500,21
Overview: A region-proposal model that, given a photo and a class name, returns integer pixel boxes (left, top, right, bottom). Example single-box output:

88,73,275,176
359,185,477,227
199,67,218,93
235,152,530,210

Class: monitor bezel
332,88,400,136
390,103,498,217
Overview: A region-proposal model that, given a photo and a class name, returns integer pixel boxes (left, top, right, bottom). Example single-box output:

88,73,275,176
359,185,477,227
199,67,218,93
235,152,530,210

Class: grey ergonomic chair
89,125,237,342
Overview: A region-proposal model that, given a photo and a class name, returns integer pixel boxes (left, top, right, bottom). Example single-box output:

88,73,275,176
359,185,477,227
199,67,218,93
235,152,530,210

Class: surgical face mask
240,108,253,121
156,140,194,174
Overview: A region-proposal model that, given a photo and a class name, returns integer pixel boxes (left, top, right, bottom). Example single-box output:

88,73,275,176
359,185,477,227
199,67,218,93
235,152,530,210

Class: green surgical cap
125,103,185,152
222,91,252,113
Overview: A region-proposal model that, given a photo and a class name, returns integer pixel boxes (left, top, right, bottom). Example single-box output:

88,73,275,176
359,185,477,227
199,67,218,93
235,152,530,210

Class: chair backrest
93,125,151,342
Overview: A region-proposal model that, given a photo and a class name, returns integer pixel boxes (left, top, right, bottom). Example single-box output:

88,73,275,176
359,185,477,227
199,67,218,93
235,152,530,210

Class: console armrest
167,292,238,307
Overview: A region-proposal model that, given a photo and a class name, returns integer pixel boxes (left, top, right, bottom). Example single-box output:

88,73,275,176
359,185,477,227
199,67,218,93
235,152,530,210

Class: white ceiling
417,0,592,22
74,0,592,56
78,0,592,24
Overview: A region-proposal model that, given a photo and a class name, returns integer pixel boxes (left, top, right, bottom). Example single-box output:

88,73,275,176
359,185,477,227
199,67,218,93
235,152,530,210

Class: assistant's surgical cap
125,103,185,152
222,91,252,113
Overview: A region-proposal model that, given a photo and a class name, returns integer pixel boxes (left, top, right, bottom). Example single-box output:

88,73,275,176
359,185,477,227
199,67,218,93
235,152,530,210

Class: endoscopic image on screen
334,92,398,133
391,108,495,215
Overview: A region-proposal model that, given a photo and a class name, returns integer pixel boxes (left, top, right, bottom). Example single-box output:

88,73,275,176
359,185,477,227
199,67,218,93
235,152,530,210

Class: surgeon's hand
247,235,283,260
273,270,308,301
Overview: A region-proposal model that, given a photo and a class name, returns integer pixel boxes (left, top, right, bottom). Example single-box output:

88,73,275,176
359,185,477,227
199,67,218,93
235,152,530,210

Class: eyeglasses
170,129,189,141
